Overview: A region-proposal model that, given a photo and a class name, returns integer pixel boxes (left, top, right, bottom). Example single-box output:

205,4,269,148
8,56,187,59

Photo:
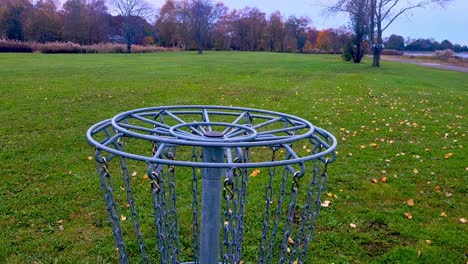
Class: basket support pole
200,131,224,264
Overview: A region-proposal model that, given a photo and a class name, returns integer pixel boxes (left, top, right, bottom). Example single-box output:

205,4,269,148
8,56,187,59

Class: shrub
381,49,404,56
37,42,83,53
143,36,155,46
433,49,455,58
0,39,33,53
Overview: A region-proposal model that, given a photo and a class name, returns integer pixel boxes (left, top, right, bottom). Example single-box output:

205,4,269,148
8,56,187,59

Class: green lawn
0,51,466,263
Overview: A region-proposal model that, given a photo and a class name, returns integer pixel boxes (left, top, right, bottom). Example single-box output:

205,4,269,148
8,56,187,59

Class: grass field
0,51,467,263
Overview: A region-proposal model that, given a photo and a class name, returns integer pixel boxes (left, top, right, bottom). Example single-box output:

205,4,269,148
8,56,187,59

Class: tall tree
384,34,405,50
24,0,62,42
109,0,152,52
182,0,226,54
267,11,284,52
285,16,309,52
328,0,453,67
0,0,32,40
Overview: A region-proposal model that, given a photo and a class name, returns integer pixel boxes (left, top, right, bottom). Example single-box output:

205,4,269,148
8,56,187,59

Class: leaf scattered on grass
413,168,419,174
406,199,414,206
425,240,432,245
250,169,261,177
56,219,64,224
327,192,333,198
288,237,295,246
131,171,137,177
381,177,387,183
460,218,467,224
120,214,127,221
440,212,447,217
321,200,331,207
58,225,64,231
87,156,93,161
349,223,356,229
143,173,148,179
405,212,413,220
371,178,378,184
444,153,453,159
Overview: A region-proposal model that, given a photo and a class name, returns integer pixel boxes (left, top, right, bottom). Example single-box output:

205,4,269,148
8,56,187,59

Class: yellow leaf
143,173,148,179
407,199,414,206
405,212,413,220
413,168,419,174
444,153,453,159
370,142,378,147
250,168,261,177
440,212,447,217
425,240,432,245
120,214,127,221
360,145,366,149
87,156,93,161
327,192,333,198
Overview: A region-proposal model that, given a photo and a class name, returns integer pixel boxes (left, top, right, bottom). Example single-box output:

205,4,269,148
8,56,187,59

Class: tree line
1,0,462,62
384,34,468,52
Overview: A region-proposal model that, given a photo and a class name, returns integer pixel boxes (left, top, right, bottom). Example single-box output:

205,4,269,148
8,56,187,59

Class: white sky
149,0,468,46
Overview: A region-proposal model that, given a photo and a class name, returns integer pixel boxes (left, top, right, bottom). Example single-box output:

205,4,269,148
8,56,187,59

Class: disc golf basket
87,105,337,264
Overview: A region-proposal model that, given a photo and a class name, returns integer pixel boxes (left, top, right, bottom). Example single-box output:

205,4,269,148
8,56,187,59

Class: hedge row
0,40,179,53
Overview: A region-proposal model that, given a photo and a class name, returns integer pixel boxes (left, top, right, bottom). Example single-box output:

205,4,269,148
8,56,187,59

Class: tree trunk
372,45,380,67
127,41,131,53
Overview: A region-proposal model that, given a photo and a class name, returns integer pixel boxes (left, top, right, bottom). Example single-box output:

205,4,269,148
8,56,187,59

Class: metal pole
201,131,224,264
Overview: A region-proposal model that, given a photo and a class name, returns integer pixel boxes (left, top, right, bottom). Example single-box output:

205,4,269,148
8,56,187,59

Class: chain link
97,158,128,264
115,140,149,263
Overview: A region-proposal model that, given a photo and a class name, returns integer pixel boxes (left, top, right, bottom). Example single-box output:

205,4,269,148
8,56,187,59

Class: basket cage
87,106,337,264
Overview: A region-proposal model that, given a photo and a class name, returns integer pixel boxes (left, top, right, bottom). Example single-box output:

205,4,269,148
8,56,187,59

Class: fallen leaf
287,247,291,254
250,169,261,177
56,219,64,224
371,178,378,184
425,240,432,245
381,177,387,183
87,156,93,161
370,142,378,147
58,225,64,231
125,202,130,208
418,250,421,257
349,223,357,229
405,212,413,220
327,192,333,198
360,145,366,149
288,237,295,246
444,153,453,159
445,192,452,197
293,261,298,264
131,171,137,177
407,199,414,206
321,200,331,207
143,173,148,179
413,168,419,174
460,218,467,224
434,186,441,192
120,214,127,221
440,212,447,217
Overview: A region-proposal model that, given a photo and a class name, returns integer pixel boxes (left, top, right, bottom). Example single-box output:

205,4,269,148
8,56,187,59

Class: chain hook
223,179,234,200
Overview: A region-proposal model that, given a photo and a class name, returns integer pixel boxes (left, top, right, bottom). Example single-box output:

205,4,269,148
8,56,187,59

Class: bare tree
181,0,226,54
109,0,152,52
327,0,453,67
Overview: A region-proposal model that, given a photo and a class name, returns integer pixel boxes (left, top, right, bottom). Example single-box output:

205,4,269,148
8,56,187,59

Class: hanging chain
235,147,249,263
166,150,180,264
97,157,128,264
115,139,149,263
279,171,299,264
191,147,200,264
259,147,277,264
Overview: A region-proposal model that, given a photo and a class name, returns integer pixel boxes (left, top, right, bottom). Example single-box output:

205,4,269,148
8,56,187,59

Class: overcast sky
150,0,468,46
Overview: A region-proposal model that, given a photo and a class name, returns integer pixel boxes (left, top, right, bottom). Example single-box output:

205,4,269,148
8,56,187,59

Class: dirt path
381,56,468,73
